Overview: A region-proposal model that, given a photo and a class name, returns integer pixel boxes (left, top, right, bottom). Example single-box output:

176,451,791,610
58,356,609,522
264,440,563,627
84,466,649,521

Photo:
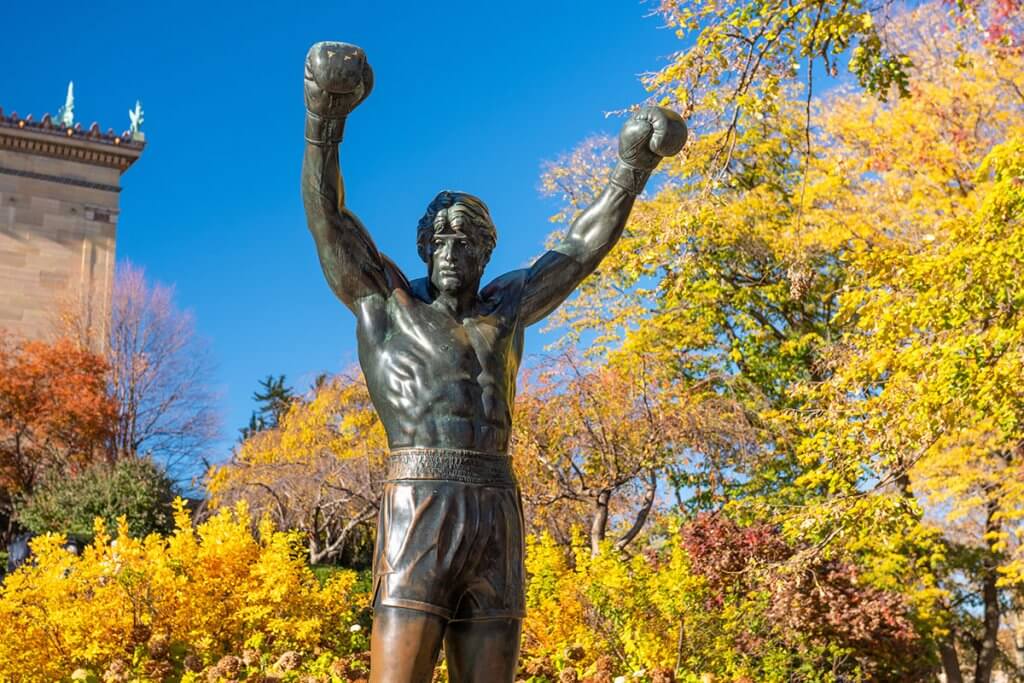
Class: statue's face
429,231,487,296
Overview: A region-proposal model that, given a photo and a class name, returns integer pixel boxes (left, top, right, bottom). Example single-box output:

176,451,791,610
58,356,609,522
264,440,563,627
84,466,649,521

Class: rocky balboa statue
301,41,686,683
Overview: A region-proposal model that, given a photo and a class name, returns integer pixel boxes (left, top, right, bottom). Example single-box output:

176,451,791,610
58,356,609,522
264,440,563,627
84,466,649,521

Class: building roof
0,107,145,171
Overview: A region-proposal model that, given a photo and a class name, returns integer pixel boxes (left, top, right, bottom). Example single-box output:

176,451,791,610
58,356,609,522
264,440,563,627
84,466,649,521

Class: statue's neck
430,285,479,319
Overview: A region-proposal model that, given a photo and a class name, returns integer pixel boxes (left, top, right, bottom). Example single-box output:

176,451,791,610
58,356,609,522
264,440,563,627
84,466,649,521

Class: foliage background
1,0,1023,681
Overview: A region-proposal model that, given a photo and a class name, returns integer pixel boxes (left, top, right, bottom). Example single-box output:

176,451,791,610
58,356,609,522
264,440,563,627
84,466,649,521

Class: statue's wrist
609,160,653,196
305,111,347,146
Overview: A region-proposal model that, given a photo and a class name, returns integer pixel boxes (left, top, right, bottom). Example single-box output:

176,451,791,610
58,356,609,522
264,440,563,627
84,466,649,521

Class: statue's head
417,191,497,296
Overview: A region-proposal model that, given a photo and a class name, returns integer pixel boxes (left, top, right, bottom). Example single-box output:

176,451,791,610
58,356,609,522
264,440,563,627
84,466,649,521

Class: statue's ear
478,246,493,269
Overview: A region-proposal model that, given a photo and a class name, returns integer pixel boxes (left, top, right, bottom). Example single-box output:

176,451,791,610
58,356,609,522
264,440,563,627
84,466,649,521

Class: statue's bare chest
381,295,513,368
355,290,524,433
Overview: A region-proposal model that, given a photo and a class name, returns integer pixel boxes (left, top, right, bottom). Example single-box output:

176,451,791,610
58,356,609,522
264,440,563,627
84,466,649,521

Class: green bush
310,565,373,593
16,457,176,541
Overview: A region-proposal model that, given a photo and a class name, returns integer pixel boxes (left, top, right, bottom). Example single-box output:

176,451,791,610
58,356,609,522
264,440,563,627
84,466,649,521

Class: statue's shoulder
381,255,412,294
480,269,529,309
405,277,431,303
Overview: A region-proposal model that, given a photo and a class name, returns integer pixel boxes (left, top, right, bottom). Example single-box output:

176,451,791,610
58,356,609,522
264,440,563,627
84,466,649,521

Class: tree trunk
309,541,334,565
1,509,14,551
974,502,1002,683
615,469,657,552
308,503,377,565
307,531,321,566
674,617,686,676
591,489,610,556
940,635,964,683
974,564,1001,683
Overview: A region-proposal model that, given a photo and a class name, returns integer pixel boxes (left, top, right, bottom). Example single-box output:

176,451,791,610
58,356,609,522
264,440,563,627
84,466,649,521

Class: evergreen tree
239,375,295,441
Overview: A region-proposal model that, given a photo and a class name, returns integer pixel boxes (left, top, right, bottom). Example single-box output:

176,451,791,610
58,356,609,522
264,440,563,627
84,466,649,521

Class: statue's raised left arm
518,107,686,327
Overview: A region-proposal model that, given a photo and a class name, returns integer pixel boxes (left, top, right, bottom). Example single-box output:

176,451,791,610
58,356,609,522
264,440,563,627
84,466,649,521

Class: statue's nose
438,241,456,261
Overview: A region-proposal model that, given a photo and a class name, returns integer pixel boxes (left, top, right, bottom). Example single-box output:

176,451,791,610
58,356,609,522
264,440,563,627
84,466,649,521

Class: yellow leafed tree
539,2,1023,679
208,373,387,565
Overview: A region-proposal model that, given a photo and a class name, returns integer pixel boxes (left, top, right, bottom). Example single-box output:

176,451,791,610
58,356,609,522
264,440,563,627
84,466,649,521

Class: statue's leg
368,605,446,683
443,617,522,683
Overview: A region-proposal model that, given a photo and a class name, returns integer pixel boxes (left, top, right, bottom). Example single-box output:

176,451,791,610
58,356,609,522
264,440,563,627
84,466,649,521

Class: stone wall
0,116,143,342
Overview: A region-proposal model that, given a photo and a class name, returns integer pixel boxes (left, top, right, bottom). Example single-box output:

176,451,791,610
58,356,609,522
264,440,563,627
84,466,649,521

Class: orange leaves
0,333,115,496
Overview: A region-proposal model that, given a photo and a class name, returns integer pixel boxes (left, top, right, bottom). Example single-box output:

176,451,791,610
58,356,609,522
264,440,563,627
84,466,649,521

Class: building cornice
0,110,144,172
0,166,122,193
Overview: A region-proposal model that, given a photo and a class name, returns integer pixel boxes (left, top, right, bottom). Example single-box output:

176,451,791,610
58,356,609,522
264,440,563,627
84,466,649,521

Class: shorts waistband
386,448,517,487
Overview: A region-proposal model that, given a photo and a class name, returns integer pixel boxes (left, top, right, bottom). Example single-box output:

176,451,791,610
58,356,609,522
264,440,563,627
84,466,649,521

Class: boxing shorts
371,447,526,622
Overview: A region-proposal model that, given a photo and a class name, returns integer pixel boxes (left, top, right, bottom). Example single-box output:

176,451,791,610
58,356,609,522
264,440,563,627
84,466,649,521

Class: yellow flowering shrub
0,504,924,681
522,528,704,681
0,499,369,682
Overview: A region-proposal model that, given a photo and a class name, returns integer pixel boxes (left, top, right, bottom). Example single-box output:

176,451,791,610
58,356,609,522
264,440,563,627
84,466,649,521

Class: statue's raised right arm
301,42,403,312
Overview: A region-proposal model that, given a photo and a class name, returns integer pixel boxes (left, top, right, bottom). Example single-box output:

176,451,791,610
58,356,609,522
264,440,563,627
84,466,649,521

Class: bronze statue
301,41,686,683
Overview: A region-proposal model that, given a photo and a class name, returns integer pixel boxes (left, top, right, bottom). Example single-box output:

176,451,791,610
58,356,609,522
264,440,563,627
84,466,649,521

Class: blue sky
3,0,681,462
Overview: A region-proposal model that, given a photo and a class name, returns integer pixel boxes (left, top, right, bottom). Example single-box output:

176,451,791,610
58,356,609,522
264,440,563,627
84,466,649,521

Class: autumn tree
677,514,928,679
209,372,386,565
512,356,754,555
522,514,926,681
539,1,1022,678
647,0,1020,185
0,334,115,542
797,112,1024,683
762,12,1024,681
59,262,220,480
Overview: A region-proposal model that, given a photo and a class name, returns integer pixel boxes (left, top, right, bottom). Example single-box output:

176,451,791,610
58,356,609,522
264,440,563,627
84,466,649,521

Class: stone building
0,106,144,342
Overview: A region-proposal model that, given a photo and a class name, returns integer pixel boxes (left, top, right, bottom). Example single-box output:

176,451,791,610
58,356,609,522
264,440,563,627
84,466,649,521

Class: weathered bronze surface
301,41,686,683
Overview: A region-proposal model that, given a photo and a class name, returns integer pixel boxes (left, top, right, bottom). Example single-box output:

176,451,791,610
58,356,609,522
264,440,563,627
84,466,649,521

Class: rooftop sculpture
128,100,144,138
0,83,145,151
57,81,74,128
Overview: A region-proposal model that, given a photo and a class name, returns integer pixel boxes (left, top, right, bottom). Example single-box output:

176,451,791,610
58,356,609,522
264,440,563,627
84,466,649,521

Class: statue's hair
416,191,497,263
